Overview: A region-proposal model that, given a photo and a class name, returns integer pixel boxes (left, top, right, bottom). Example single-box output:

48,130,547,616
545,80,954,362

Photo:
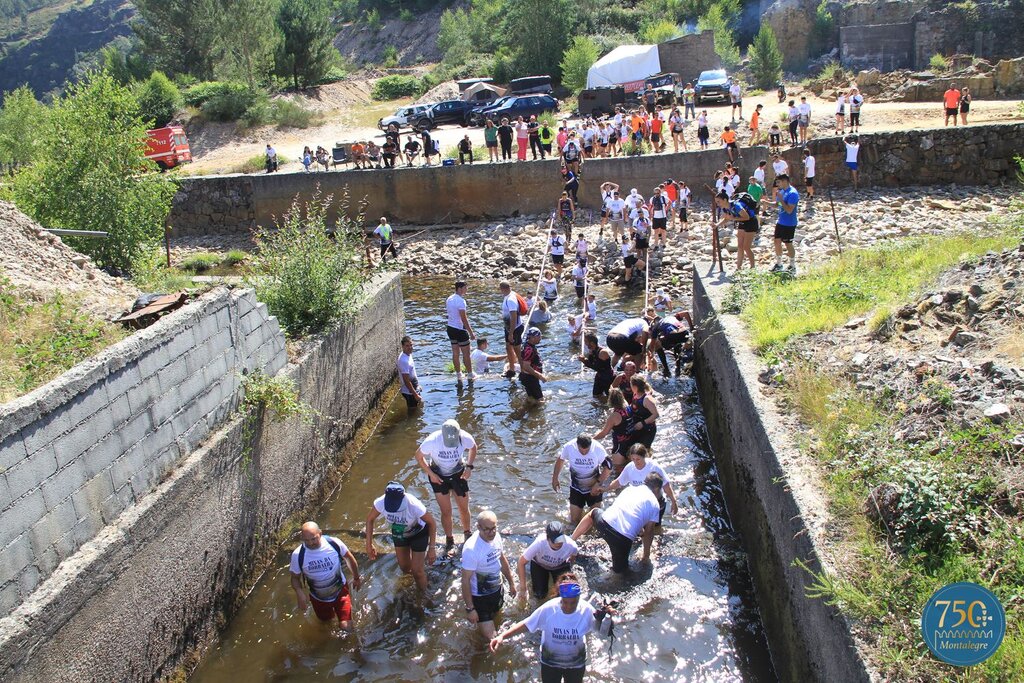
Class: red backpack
515,293,529,316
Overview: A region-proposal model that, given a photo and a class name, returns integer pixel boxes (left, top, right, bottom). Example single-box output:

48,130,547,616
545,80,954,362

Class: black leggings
788,121,798,143
530,561,571,599
541,664,585,683
530,136,544,159
500,140,512,160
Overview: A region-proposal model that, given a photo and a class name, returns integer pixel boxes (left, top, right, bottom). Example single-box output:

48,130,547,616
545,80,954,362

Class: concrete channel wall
168,121,1024,236
0,274,404,683
0,288,286,619
692,268,874,683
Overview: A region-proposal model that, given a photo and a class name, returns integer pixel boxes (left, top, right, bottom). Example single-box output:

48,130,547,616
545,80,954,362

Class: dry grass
995,321,1024,365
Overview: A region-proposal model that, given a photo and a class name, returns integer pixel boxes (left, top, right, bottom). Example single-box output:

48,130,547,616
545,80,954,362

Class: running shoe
770,263,783,272
788,264,797,275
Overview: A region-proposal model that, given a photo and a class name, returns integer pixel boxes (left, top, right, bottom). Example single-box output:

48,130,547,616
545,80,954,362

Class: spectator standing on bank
682,82,696,119
786,100,799,146
729,79,742,120
797,97,812,145
528,115,544,160
771,173,799,275
834,91,846,136
944,83,961,126
516,116,530,161
849,88,864,133
484,119,499,162
750,103,763,145
696,110,710,150
540,120,555,156
265,143,278,172
497,118,514,161
960,86,972,125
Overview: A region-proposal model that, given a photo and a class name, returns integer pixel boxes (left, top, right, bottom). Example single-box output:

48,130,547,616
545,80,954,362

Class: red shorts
311,585,352,623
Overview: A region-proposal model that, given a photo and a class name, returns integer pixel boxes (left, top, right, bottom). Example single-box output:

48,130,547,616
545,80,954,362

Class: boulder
994,57,1024,95
855,69,881,87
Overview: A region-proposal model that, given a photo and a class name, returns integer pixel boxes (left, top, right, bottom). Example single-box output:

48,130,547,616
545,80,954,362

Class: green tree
437,7,472,66
132,0,219,79
639,18,679,44
274,0,336,89
135,71,183,126
559,36,598,93
8,71,176,274
0,85,48,168
697,3,739,68
215,0,282,89
503,0,575,80
748,23,782,89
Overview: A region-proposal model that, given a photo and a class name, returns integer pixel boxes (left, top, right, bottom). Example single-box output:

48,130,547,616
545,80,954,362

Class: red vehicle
145,126,192,170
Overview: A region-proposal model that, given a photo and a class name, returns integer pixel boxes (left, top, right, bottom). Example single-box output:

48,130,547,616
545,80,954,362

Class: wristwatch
466,464,475,470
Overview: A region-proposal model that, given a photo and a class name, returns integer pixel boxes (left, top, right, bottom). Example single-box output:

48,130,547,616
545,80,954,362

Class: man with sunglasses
490,571,614,683
461,510,516,638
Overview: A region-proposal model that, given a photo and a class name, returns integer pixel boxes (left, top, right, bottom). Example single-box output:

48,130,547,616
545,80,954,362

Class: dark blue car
694,69,729,105
469,95,559,126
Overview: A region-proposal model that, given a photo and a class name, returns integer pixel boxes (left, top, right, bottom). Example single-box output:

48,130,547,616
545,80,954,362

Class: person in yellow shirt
719,126,739,162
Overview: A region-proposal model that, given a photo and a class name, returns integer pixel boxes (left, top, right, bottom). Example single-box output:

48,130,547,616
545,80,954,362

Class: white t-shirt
550,236,566,256
607,198,625,220
846,143,860,163
626,194,645,218
772,160,789,176
576,239,588,257
615,459,669,490
587,301,596,320
542,278,558,300
461,531,504,596
729,83,741,101
289,536,349,600
502,292,521,323
419,428,476,476
372,492,428,539
835,95,846,112
678,187,691,205
753,167,766,184
572,265,586,285
470,348,490,374
525,597,598,669
650,196,667,218
560,440,609,493
374,223,393,244
609,318,647,338
803,156,816,177
397,352,417,395
446,293,467,329
567,317,583,337
601,485,661,540
798,102,812,120
522,534,579,570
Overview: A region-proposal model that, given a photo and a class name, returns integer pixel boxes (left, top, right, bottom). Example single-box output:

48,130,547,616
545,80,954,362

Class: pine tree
749,24,783,90
275,0,336,89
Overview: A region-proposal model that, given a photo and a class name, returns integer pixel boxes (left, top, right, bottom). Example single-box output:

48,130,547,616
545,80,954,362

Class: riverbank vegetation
724,205,1024,678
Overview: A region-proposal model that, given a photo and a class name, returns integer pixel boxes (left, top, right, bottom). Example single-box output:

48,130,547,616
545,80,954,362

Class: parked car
145,126,191,170
415,99,475,129
694,69,729,104
578,87,625,117
645,72,681,105
469,95,559,126
378,104,432,131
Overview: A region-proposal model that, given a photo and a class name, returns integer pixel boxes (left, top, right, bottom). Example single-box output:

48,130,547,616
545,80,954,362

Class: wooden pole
828,188,843,255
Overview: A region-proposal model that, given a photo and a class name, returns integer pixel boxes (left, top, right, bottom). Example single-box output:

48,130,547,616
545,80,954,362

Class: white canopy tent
585,44,662,89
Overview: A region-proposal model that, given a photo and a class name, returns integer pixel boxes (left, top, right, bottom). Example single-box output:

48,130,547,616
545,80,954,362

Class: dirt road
186,77,1024,175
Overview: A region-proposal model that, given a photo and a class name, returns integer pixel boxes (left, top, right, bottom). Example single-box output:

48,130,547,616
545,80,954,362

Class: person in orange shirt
720,126,739,163
630,111,644,152
749,104,763,145
943,83,961,127
350,141,366,169
650,114,665,153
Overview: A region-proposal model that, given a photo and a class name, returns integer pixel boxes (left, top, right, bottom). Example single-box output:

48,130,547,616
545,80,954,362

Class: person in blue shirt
772,174,799,274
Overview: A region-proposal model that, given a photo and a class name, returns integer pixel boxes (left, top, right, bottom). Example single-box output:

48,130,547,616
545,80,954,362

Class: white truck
378,104,432,131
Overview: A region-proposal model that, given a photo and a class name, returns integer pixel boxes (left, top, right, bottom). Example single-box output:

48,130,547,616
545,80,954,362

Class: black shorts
607,333,642,357
401,389,420,408
541,664,585,683
593,372,614,397
446,325,470,346
651,133,661,143
393,523,430,551
623,255,637,267
805,177,814,187
552,254,565,264
529,560,572,599
774,223,796,243
504,322,524,346
645,102,656,114
959,105,969,114
769,134,782,145
652,216,667,230
609,133,618,143
678,206,688,221
600,208,609,218
726,141,737,150
472,588,503,623
519,372,543,400
732,99,742,107
584,145,593,154
569,487,603,509
740,218,760,233
575,284,585,299
946,107,958,117
593,510,634,574
429,466,469,497
635,237,649,250
850,112,861,125
486,140,498,148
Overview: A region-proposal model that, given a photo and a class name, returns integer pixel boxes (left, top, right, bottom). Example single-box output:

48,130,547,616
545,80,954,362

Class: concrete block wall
0,274,403,683
0,287,286,618
839,23,915,71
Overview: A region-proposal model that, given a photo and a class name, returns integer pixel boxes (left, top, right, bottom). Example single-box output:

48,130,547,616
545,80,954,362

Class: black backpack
297,537,345,587
733,192,759,216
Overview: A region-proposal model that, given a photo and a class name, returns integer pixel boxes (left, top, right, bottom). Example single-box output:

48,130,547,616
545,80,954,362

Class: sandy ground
185,76,1024,175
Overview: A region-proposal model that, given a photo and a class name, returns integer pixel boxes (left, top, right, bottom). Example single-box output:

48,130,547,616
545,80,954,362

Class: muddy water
190,276,776,682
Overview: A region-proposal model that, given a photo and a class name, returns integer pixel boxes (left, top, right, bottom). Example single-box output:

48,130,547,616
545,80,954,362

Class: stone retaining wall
0,274,404,682
168,122,1024,236
0,288,286,618
692,267,874,682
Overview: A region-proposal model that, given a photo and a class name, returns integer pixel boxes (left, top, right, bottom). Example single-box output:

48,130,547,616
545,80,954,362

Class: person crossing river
414,419,478,551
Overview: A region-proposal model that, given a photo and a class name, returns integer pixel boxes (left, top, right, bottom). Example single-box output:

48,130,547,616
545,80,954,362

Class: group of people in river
290,258,695,681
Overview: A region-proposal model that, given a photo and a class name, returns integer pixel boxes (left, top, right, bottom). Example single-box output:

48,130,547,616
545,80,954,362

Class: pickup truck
414,99,475,129
378,104,432,131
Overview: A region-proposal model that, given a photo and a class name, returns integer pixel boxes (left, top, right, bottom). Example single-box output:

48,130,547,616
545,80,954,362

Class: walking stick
703,184,724,274
827,188,843,256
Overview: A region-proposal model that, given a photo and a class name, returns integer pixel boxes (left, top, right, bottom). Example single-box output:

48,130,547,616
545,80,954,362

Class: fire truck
144,126,192,170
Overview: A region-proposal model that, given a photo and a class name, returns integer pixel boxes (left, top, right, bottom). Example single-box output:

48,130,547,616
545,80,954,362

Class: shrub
399,8,414,21
371,74,421,100
748,24,783,89
241,97,320,129
364,7,382,31
179,252,221,273
8,71,175,274
222,249,249,266
244,189,366,337
381,45,399,68
196,83,261,121
810,0,834,57
698,4,740,68
559,37,600,93
135,71,183,127
639,19,679,44
818,60,848,82
929,53,949,72
183,81,242,107
0,85,48,168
